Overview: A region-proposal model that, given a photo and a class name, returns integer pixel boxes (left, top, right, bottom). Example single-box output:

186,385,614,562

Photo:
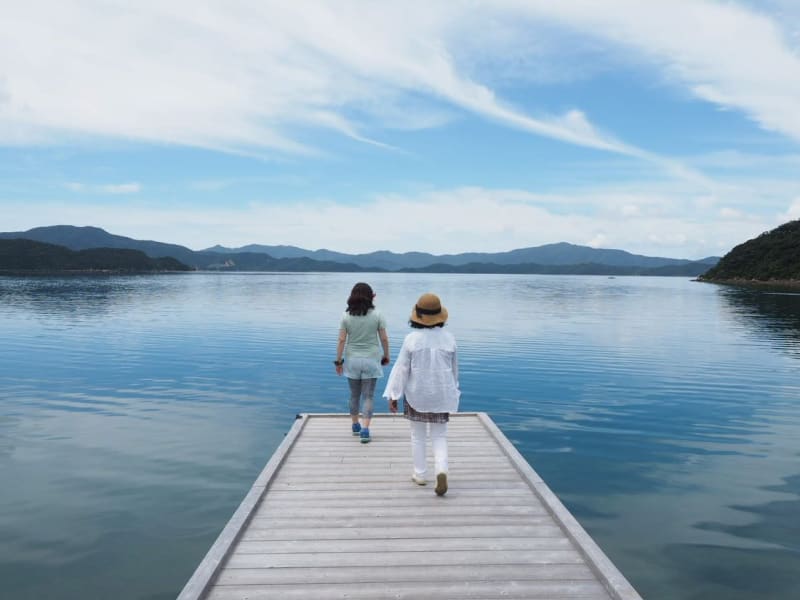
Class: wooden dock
178,413,642,599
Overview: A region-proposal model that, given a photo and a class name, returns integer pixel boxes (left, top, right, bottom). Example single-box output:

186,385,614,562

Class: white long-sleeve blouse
382,328,460,414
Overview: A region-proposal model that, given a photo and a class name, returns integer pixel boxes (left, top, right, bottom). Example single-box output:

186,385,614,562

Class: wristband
333,359,344,366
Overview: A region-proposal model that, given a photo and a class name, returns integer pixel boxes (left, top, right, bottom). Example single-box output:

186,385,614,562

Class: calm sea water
1,273,799,599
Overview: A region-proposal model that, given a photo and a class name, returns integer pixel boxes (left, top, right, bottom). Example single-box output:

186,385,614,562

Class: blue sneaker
351,422,361,436
360,427,370,443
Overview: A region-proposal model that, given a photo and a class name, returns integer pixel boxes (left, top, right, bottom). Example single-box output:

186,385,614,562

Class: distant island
0,239,191,274
699,219,800,287
0,225,720,276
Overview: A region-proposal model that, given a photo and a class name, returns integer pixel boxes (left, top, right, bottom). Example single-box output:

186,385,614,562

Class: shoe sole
411,476,427,486
435,473,448,496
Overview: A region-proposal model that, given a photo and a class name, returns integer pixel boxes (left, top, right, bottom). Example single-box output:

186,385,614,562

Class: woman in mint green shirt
334,282,390,443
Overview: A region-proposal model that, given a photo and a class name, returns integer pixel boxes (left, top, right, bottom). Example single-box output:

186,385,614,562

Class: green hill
699,219,800,283
0,239,191,274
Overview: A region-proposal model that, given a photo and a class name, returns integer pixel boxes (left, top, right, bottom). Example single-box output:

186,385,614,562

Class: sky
1,0,800,259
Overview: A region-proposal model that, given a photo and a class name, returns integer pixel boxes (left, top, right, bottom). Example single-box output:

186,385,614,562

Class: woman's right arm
335,328,346,376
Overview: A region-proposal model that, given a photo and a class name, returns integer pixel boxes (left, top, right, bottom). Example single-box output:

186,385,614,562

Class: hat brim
409,305,448,326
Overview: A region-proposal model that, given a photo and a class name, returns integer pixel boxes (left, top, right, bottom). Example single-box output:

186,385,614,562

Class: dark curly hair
346,282,375,316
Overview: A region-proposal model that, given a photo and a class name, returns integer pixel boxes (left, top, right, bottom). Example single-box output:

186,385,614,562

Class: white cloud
0,183,787,259
720,207,745,219
585,233,608,248
689,150,800,171
620,204,641,217
783,198,800,220
64,182,141,194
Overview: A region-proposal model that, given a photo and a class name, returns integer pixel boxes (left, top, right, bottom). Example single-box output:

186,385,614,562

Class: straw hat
410,292,448,326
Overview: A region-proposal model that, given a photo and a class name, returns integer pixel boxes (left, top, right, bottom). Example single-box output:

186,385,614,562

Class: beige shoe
435,472,448,496
411,474,427,486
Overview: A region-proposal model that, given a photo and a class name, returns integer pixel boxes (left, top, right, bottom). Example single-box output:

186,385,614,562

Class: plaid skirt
403,399,449,423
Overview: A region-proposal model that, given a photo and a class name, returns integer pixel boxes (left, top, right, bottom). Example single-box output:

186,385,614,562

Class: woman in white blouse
384,292,459,496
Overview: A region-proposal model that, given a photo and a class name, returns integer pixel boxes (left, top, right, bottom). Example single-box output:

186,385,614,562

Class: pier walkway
178,413,641,599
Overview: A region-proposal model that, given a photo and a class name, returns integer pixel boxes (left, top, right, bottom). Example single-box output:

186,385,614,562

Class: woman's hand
335,363,343,376
388,398,398,414
381,355,390,366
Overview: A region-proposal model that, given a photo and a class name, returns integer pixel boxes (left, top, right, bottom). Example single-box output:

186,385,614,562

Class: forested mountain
0,226,369,272
0,239,190,273
1,225,719,275
206,240,719,271
399,261,716,276
700,219,800,283
0,225,198,264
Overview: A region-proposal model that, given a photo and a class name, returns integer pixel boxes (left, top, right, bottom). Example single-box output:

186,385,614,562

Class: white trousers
409,421,448,478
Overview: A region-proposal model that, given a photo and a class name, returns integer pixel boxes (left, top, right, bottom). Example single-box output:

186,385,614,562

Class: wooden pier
178,413,642,599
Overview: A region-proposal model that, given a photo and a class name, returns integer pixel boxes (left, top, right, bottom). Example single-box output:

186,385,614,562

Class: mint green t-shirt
340,309,387,360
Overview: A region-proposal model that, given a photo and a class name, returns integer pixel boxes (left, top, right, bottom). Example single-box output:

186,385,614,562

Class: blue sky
2,0,800,258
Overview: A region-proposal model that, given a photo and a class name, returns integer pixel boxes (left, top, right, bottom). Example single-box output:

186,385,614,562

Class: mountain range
0,225,720,275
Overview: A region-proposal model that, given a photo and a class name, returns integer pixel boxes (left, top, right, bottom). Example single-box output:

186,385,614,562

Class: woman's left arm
452,342,459,388
378,328,390,365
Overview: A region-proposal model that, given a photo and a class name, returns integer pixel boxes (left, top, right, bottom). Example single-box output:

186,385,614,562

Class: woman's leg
409,420,428,479
431,422,449,496
430,422,449,475
347,378,362,425
360,378,376,428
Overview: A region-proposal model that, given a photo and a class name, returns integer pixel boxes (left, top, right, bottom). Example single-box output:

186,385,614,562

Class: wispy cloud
0,1,765,182
0,3,622,153
64,182,141,194
2,1,798,191
508,1,800,142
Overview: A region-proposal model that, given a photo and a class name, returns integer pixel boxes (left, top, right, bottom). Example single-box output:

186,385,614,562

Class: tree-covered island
0,239,191,274
699,219,800,287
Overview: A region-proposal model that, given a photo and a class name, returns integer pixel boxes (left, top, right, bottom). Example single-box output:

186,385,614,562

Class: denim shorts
343,356,383,380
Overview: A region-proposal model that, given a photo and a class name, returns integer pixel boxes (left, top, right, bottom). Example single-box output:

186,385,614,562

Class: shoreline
0,269,191,276
696,277,800,291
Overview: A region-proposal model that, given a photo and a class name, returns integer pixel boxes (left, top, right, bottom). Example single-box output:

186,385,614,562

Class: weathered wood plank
252,504,545,520
240,523,564,541
284,459,508,467
247,515,556,529
257,495,542,509
271,466,520,477
265,479,531,492
261,486,533,500
206,548,585,569
216,563,595,585
206,580,612,600
269,472,522,483
232,536,574,555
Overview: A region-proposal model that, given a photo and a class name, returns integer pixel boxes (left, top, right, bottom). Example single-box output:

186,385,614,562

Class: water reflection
0,274,799,599
718,286,800,359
